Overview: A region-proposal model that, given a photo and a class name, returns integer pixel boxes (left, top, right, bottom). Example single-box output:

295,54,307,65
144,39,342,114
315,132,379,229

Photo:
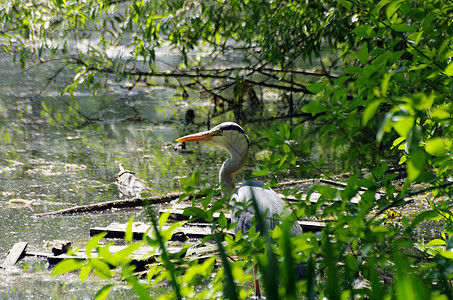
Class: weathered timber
159,209,326,232
90,222,218,241
26,243,220,270
1,242,28,268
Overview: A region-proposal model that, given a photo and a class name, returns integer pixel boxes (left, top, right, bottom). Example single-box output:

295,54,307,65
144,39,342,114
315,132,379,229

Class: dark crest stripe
218,123,249,147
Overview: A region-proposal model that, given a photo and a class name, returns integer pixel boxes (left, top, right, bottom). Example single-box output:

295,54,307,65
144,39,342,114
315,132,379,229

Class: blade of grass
214,232,239,300
146,204,182,300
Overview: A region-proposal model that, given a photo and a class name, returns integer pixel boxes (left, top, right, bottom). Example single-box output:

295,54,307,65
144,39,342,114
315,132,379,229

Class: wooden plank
160,209,326,232
27,243,220,270
1,242,28,268
90,222,223,241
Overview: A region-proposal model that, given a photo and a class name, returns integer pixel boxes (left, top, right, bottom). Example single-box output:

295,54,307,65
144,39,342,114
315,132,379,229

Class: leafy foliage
3,0,453,298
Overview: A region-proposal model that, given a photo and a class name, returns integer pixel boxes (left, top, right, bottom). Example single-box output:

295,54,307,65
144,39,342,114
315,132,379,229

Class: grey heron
176,122,304,297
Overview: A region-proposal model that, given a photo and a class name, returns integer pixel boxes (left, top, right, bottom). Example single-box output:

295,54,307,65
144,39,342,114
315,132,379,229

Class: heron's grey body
231,181,303,235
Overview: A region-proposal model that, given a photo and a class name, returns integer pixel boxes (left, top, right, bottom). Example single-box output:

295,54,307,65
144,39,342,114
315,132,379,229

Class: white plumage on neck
218,131,249,197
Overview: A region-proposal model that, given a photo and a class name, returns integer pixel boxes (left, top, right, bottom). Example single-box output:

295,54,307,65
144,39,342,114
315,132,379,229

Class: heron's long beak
176,131,213,143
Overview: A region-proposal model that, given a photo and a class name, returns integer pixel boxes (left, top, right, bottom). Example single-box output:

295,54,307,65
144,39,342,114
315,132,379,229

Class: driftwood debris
1,242,28,268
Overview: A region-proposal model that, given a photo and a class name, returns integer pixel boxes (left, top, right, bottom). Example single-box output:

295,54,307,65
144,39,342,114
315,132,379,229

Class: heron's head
176,122,249,155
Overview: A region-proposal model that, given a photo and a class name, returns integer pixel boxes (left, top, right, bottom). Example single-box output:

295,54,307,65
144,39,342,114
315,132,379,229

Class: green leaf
377,111,394,142
95,284,113,300
425,137,447,156
444,62,453,76
362,100,381,126
183,206,207,221
301,102,327,116
353,25,375,38
392,116,414,138
306,83,324,93
407,149,425,182
253,169,270,176
412,93,434,111
407,31,423,45
426,239,446,246
439,251,453,259
314,185,338,200
411,210,440,227
338,0,352,10
125,217,134,242
85,233,107,256
373,162,388,179
392,24,416,32
406,125,422,153
51,259,85,276
386,1,400,18
218,212,228,228
358,42,368,64
91,258,113,279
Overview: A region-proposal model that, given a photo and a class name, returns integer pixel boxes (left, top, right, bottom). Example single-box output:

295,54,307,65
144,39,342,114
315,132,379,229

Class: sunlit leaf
80,265,92,282
386,1,400,18
362,100,381,126
392,116,414,138
85,233,107,256
425,137,447,156
407,149,425,182
51,259,85,276
95,284,113,300
125,217,134,242
426,239,446,246
411,210,441,227
91,258,113,279
444,62,453,76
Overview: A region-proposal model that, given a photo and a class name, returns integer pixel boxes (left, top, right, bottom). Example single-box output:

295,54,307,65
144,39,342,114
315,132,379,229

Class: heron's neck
219,144,248,197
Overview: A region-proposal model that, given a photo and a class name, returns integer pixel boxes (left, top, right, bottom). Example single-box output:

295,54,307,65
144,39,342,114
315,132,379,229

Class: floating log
1,242,28,268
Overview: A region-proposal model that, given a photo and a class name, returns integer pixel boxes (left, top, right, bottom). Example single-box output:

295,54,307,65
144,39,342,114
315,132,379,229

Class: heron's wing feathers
230,181,302,235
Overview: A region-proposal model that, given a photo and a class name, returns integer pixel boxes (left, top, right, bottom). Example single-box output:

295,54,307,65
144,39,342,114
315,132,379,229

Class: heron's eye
212,129,223,136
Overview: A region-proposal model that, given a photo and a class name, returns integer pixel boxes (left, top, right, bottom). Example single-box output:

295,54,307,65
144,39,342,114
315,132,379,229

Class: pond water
0,49,334,298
